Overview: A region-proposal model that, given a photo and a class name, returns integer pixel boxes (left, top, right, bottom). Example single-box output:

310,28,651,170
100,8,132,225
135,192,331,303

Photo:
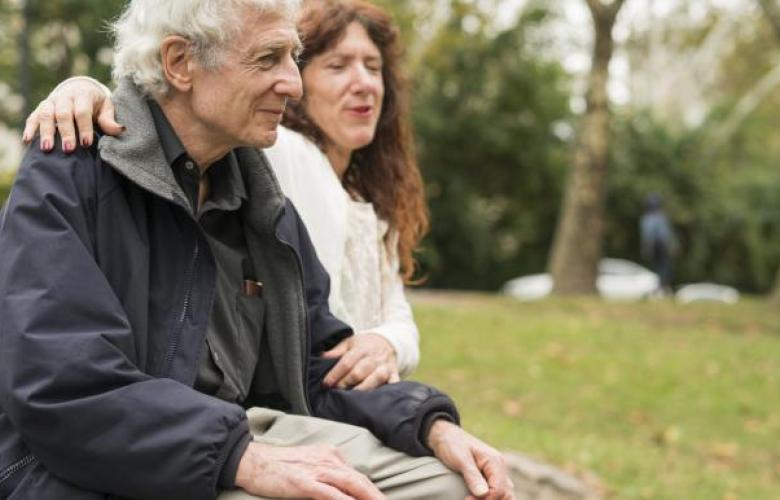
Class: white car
502,258,660,301
675,283,739,304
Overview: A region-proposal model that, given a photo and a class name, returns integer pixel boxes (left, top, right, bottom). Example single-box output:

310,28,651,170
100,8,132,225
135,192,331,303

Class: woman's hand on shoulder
322,333,400,391
23,77,124,153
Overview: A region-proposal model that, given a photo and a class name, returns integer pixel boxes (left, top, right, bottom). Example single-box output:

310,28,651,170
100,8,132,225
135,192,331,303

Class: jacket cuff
217,419,252,490
419,412,457,452
411,394,460,456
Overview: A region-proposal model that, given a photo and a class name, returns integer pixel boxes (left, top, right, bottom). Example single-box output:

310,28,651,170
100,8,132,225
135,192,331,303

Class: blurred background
1,1,779,498
3,0,780,298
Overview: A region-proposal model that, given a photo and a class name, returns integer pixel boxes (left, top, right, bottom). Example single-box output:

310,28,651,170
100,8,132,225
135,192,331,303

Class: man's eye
256,55,277,68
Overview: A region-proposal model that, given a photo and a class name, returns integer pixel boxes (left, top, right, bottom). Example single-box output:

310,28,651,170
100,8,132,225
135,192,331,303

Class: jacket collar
98,78,286,231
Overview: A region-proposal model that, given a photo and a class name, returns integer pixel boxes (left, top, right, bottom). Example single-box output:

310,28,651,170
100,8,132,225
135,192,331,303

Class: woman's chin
348,131,376,150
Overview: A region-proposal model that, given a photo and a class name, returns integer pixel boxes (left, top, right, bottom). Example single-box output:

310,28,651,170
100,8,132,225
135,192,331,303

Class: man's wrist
425,417,456,451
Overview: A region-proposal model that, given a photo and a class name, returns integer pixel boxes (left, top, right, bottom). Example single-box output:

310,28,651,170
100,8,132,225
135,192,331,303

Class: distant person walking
640,194,678,295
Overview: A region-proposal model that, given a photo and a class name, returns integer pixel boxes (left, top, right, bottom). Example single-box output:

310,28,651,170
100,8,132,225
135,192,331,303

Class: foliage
0,0,124,127
0,180,10,207
604,109,780,293
412,293,780,500
413,2,572,289
2,0,780,294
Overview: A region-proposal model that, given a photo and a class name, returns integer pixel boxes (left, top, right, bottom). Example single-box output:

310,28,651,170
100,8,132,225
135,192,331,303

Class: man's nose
277,58,303,100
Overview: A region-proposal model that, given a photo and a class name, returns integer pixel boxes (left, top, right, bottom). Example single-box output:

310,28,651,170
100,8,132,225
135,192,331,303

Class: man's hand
22,77,123,152
427,420,515,500
235,441,385,500
322,334,400,390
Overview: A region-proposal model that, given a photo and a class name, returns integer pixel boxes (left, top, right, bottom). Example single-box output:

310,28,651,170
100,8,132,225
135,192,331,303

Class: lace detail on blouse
334,198,390,332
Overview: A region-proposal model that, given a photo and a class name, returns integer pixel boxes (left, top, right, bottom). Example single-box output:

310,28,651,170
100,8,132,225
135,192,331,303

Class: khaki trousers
218,407,468,500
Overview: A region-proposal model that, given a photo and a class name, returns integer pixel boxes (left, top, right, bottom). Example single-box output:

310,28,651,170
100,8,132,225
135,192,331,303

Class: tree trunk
548,0,626,295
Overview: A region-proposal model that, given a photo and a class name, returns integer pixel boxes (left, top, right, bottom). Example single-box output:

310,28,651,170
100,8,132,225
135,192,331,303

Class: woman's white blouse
264,126,420,377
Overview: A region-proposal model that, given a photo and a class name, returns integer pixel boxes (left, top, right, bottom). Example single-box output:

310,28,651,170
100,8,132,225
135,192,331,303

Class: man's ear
160,36,195,92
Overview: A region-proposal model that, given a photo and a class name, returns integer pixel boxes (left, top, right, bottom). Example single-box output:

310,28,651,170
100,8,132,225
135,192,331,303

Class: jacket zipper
163,239,199,375
0,454,37,485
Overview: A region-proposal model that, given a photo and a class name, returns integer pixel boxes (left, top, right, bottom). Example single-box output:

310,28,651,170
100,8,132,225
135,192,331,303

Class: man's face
189,10,303,150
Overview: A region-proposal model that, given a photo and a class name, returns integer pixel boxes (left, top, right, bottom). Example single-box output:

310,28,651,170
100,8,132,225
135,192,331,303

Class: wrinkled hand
235,441,385,500
322,333,400,390
23,78,123,152
427,420,515,500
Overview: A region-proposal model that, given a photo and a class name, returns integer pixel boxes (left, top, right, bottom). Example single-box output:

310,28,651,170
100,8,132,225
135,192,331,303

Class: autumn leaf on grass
652,426,681,447
501,399,524,418
710,442,739,463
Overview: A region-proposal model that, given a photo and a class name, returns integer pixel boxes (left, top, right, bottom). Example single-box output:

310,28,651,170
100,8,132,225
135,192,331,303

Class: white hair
111,0,301,96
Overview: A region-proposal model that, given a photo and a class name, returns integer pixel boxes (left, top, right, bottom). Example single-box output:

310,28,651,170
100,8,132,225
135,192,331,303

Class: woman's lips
346,105,373,117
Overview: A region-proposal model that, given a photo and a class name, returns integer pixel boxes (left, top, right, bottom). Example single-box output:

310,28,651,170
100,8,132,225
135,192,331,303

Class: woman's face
301,22,385,158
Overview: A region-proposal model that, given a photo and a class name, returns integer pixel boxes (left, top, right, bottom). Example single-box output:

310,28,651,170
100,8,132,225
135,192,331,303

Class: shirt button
184,160,195,171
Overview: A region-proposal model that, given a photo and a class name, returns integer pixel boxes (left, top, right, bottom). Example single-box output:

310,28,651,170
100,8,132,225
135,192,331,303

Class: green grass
409,294,780,500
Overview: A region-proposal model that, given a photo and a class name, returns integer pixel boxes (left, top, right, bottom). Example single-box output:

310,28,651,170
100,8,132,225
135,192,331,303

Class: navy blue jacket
0,80,458,500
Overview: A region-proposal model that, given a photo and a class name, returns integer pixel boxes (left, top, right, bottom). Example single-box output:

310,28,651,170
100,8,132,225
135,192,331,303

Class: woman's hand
322,333,400,391
23,77,123,152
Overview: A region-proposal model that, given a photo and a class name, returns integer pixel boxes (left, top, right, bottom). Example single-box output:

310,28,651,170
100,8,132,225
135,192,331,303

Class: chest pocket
201,292,265,403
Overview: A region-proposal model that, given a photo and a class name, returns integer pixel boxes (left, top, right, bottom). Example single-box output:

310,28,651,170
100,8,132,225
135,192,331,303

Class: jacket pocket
0,454,37,499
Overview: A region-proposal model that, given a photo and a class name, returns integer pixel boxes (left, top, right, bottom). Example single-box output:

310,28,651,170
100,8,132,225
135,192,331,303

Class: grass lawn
409,293,780,500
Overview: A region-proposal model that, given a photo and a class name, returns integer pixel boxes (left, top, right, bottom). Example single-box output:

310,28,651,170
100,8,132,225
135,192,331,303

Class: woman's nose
349,64,377,93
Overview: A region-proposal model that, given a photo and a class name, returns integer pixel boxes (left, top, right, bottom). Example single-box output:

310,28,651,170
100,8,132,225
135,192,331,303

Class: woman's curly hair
283,0,428,282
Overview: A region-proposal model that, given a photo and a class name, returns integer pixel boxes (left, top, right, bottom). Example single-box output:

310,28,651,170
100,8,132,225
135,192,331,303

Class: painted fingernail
63,140,73,152
42,139,51,151
22,133,30,143
118,124,127,132
81,136,91,147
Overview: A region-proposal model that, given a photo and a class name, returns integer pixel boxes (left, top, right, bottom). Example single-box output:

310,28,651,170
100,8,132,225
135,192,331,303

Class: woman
24,0,428,391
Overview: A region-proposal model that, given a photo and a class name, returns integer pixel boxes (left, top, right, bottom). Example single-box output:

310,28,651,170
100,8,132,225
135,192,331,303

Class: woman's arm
365,245,420,378
322,234,420,388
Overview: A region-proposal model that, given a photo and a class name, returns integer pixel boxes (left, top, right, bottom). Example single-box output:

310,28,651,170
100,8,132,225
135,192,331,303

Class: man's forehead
239,15,301,54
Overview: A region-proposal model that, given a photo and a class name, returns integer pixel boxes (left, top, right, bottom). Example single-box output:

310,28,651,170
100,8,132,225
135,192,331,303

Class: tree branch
607,0,628,19
757,0,780,45
714,55,780,145
585,0,628,26
584,0,605,18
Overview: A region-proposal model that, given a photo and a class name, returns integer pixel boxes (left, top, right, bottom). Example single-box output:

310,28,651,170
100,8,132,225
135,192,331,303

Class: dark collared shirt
148,100,270,405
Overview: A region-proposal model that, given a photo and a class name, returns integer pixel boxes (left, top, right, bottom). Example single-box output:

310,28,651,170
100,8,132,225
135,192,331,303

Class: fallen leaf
653,426,681,447
501,399,524,418
710,442,739,462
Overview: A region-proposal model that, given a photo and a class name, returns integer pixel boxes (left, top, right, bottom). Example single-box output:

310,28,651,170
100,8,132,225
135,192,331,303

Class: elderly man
0,1,513,499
